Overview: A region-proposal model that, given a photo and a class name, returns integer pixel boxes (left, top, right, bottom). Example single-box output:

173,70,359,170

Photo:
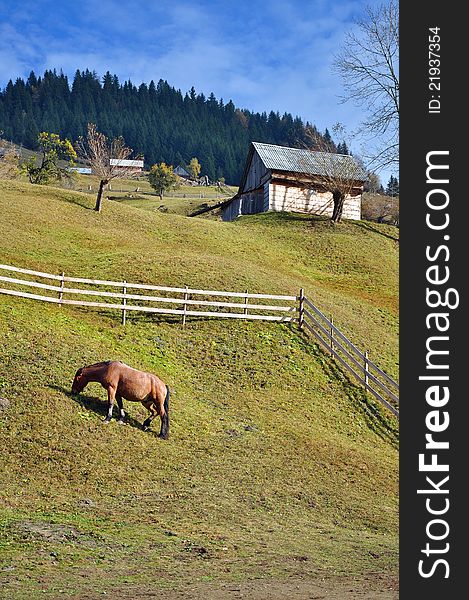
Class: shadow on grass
126,312,245,327
275,212,329,223
49,384,161,437
240,212,329,227
125,312,185,326
286,324,399,446
58,192,96,211
354,220,399,242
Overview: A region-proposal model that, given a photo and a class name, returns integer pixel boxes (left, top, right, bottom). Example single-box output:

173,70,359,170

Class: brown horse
71,361,169,439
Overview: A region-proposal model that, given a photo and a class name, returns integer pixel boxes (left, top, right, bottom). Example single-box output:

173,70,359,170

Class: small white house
69,167,92,175
109,159,144,173
222,142,366,221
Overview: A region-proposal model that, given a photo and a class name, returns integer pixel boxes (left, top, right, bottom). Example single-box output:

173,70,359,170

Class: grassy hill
15,146,238,217
66,173,238,216
0,179,399,599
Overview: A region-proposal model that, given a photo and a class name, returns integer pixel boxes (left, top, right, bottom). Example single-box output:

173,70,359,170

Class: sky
0,0,395,183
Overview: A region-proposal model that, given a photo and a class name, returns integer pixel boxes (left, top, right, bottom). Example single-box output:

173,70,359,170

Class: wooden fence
298,292,399,418
0,263,399,417
0,264,298,324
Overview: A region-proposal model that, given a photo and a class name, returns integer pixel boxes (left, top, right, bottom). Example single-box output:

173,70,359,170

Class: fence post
182,285,188,328
122,281,127,326
244,289,249,315
364,350,369,392
330,316,334,357
58,271,65,306
298,288,305,329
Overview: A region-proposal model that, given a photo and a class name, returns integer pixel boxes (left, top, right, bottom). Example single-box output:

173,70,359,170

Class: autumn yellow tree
148,163,179,200
187,157,201,180
24,132,77,184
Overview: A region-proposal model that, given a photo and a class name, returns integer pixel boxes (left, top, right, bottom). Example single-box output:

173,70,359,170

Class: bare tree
362,192,399,225
76,123,143,212
303,124,367,223
0,139,20,180
364,171,382,193
334,1,399,170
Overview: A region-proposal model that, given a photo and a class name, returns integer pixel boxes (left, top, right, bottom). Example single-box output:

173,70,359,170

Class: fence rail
0,263,399,417
299,297,399,417
0,264,297,324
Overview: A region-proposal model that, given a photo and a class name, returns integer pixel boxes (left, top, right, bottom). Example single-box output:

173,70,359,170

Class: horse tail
161,384,170,439
164,385,170,416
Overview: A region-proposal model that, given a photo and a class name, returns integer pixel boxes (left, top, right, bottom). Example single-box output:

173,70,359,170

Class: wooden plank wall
240,151,269,193
268,183,362,220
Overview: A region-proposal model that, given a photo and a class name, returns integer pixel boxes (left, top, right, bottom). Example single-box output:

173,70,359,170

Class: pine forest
0,69,330,185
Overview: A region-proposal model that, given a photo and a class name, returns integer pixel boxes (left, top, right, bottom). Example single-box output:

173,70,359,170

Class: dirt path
72,573,398,599
159,575,398,600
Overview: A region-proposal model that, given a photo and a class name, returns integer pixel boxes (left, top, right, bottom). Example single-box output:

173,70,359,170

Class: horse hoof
117,420,126,426
103,419,111,425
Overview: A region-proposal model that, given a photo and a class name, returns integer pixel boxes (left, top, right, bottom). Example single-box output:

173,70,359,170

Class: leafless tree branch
334,1,399,170
301,125,366,223
76,123,142,212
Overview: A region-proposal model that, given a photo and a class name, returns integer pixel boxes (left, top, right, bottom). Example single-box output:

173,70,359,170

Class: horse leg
155,386,169,440
116,394,126,425
104,386,116,424
142,400,158,431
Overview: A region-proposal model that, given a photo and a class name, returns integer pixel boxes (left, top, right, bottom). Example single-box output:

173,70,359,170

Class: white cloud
0,0,393,178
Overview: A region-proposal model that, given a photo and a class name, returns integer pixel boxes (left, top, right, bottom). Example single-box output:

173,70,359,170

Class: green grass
67,173,237,216
0,179,398,598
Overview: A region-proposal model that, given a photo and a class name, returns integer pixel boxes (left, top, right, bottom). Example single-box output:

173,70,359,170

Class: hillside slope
0,180,399,599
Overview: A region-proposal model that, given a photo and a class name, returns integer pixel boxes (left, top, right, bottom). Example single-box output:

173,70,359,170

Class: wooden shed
222,142,366,221
174,165,191,179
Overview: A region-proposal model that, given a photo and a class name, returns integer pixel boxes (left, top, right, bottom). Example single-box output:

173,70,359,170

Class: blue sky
0,0,394,182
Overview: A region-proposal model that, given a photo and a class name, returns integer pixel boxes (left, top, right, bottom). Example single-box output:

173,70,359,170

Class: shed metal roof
252,141,367,182
174,165,191,177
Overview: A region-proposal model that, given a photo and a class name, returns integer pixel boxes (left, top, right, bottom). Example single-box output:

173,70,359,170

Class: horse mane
81,360,118,372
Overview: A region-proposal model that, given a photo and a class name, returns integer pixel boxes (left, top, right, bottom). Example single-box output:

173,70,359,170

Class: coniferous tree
337,141,350,155
323,128,332,144
0,69,332,185
386,175,399,196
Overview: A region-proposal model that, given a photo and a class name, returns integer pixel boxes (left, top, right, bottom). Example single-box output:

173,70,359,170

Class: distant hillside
0,69,330,185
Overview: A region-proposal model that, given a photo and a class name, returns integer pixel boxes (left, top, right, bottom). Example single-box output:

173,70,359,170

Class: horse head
71,367,87,394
